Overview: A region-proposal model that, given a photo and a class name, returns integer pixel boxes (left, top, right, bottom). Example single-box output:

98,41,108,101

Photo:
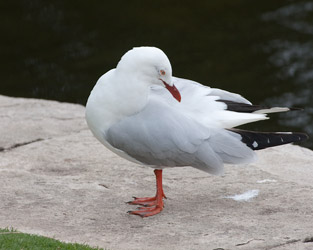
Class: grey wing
173,77,290,114
105,97,256,175
173,77,252,104
209,88,252,104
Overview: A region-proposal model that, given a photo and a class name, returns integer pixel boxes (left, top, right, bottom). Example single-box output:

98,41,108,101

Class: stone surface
0,94,313,250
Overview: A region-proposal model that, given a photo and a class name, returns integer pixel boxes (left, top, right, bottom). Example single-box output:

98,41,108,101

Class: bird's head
116,46,181,102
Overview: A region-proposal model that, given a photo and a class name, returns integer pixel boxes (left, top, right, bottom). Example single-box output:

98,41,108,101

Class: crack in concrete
0,138,44,152
235,238,311,249
0,103,23,108
303,236,313,243
236,238,265,246
266,239,301,249
0,128,89,152
50,116,85,121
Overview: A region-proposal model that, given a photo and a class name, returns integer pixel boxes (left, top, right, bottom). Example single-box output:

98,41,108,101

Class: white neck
85,69,150,142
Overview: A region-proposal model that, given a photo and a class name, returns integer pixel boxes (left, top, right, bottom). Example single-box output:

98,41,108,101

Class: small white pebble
257,179,277,183
225,189,259,202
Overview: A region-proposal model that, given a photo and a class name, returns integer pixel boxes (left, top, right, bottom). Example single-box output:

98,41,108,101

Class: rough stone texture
0,94,313,250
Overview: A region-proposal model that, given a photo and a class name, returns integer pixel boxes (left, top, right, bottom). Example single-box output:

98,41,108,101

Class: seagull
85,46,308,217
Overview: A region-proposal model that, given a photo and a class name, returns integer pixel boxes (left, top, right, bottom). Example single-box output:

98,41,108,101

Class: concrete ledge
0,95,313,250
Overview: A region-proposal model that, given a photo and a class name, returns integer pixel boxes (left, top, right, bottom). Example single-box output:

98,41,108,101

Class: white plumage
86,47,269,175
85,46,307,217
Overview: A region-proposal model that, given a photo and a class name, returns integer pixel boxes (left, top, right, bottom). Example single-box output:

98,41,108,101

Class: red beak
161,80,181,102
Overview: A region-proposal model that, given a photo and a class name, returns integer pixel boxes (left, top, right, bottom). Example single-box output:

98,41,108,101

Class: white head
116,46,181,102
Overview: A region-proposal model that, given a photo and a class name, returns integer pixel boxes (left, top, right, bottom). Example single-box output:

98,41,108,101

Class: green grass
0,228,103,250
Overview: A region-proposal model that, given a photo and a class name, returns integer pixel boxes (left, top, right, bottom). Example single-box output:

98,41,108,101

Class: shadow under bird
85,46,308,217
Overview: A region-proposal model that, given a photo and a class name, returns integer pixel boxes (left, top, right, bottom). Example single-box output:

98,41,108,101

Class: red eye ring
160,70,166,76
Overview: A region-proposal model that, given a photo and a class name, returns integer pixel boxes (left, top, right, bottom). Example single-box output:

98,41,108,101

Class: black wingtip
230,129,309,151
295,132,309,141
288,107,304,111
217,99,304,113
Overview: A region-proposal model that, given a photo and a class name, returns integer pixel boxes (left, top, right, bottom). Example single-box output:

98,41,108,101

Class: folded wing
106,93,256,175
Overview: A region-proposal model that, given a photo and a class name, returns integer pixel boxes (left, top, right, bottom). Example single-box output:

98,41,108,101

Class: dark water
1,0,312,148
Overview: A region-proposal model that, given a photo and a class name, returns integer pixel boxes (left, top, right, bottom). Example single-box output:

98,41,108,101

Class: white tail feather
254,107,290,114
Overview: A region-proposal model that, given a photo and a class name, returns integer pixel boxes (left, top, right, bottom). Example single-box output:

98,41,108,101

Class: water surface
1,0,312,148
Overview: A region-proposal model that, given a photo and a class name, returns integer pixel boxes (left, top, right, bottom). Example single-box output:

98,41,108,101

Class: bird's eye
160,70,166,76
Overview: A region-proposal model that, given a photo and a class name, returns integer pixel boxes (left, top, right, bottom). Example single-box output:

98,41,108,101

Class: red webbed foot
128,204,164,217
127,169,166,217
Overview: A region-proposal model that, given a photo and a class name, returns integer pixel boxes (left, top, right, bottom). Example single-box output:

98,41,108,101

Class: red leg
128,169,166,217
